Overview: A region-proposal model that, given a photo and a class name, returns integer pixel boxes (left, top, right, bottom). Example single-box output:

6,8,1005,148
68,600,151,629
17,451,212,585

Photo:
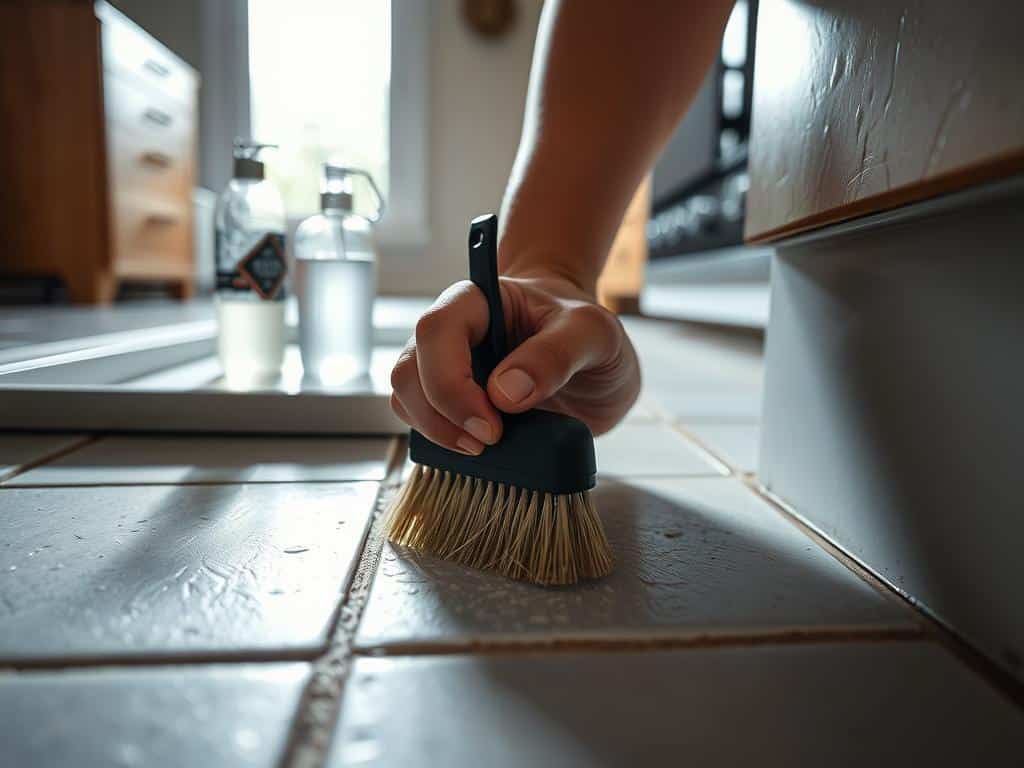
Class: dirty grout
353,625,926,659
277,440,407,768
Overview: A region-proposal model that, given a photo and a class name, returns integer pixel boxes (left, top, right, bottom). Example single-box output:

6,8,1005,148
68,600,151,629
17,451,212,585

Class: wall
409,0,543,296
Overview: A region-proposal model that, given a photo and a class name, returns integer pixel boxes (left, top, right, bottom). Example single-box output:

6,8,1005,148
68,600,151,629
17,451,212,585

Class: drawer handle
140,151,172,169
142,108,172,127
145,212,179,226
144,59,171,78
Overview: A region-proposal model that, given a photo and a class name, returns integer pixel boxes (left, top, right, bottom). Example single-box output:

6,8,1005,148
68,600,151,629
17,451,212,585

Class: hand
390,272,641,455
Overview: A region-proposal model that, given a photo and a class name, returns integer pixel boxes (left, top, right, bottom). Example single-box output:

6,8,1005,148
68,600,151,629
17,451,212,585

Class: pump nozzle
320,164,386,221
233,139,278,180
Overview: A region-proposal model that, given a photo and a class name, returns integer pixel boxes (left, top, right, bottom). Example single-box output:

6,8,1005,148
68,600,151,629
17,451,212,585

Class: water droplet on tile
283,546,310,554
8,565,16,572
235,728,261,752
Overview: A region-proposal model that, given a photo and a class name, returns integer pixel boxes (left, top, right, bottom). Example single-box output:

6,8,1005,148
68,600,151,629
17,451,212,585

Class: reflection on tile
648,388,763,424
1,664,308,768
595,422,725,477
9,435,393,486
687,423,761,473
0,482,377,661
355,478,911,650
0,433,84,482
329,644,1023,767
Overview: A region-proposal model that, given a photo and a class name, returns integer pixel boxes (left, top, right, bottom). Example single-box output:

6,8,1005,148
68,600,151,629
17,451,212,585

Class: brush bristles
385,464,613,586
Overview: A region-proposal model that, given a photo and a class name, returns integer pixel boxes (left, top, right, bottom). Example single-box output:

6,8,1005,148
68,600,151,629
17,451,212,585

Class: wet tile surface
1,663,308,768
0,482,377,661
687,423,761,473
329,643,1023,768
355,478,912,650
0,432,84,482
594,422,725,477
8,435,393,486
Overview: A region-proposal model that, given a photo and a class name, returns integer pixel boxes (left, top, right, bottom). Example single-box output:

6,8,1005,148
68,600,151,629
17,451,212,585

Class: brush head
409,409,597,495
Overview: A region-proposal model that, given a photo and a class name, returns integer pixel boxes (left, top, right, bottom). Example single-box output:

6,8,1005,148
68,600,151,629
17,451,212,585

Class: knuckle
389,354,415,390
573,302,619,335
414,309,444,340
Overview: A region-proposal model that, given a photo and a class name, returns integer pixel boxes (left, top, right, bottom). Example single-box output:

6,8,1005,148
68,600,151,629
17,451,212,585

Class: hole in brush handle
468,213,508,386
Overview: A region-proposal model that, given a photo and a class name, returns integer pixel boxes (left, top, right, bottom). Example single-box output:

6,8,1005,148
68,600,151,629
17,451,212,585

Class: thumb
486,304,617,413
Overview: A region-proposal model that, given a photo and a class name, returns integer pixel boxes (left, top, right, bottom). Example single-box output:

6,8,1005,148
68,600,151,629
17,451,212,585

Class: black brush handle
468,214,508,386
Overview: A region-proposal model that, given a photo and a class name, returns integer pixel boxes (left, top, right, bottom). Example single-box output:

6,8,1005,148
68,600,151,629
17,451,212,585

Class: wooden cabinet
598,177,651,315
0,0,198,303
745,0,1024,243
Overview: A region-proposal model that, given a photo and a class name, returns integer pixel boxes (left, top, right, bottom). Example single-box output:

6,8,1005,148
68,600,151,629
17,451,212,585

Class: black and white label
216,233,287,300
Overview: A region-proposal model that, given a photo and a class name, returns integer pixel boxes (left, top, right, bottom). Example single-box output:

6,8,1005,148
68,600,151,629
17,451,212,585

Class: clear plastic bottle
214,141,288,387
294,165,384,384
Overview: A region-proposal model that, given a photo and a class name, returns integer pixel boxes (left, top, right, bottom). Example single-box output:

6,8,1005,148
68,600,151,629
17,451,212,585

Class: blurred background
0,0,766,327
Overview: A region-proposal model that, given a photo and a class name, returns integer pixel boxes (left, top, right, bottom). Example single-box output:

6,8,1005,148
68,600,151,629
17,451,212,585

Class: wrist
499,247,600,301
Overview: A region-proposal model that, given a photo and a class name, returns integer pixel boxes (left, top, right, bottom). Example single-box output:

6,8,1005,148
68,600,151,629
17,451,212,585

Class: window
248,0,391,216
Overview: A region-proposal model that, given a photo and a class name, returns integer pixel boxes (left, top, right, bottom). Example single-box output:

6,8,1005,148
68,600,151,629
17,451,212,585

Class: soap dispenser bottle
294,164,384,384
214,140,288,386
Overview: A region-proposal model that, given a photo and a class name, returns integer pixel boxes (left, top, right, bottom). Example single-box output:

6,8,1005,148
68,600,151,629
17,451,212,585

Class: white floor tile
356,477,912,650
0,482,377,661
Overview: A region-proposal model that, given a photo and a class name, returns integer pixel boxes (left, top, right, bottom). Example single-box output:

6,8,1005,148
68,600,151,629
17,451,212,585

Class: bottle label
216,233,287,300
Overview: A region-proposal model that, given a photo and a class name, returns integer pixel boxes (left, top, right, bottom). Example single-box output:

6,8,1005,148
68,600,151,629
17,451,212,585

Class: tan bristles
385,464,613,586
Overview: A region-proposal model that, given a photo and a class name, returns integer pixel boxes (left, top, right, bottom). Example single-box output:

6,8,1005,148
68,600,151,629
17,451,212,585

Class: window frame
200,0,431,256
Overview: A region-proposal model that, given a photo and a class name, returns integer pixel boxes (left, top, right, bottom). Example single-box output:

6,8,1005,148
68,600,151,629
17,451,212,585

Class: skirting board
759,179,1024,681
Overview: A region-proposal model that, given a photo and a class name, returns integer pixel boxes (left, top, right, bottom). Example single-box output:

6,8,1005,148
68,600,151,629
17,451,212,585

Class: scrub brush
386,214,613,586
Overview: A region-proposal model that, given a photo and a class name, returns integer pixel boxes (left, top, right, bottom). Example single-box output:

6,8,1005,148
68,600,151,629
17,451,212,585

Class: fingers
389,281,504,454
487,302,621,413
414,281,504,444
391,349,486,455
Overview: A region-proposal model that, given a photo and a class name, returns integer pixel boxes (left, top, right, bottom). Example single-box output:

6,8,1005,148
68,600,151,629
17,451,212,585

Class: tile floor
1,318,1020,766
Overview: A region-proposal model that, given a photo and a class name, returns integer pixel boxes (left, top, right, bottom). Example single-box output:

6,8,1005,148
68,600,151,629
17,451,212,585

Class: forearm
498,0,734,296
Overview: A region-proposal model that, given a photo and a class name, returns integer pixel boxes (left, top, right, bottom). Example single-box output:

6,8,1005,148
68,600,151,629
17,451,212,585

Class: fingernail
463,416,493,444
496,369,535,403
456,435,484,455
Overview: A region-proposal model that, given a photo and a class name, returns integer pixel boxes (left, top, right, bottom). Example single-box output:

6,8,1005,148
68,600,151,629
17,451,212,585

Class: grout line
352,625,926,659
0,646,317,675
745,478,1024,711
278,438,408,768
0,434,98,485
664,420,741,477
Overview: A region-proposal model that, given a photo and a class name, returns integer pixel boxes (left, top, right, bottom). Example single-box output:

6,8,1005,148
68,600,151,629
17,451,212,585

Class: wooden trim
746,148,1024,245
